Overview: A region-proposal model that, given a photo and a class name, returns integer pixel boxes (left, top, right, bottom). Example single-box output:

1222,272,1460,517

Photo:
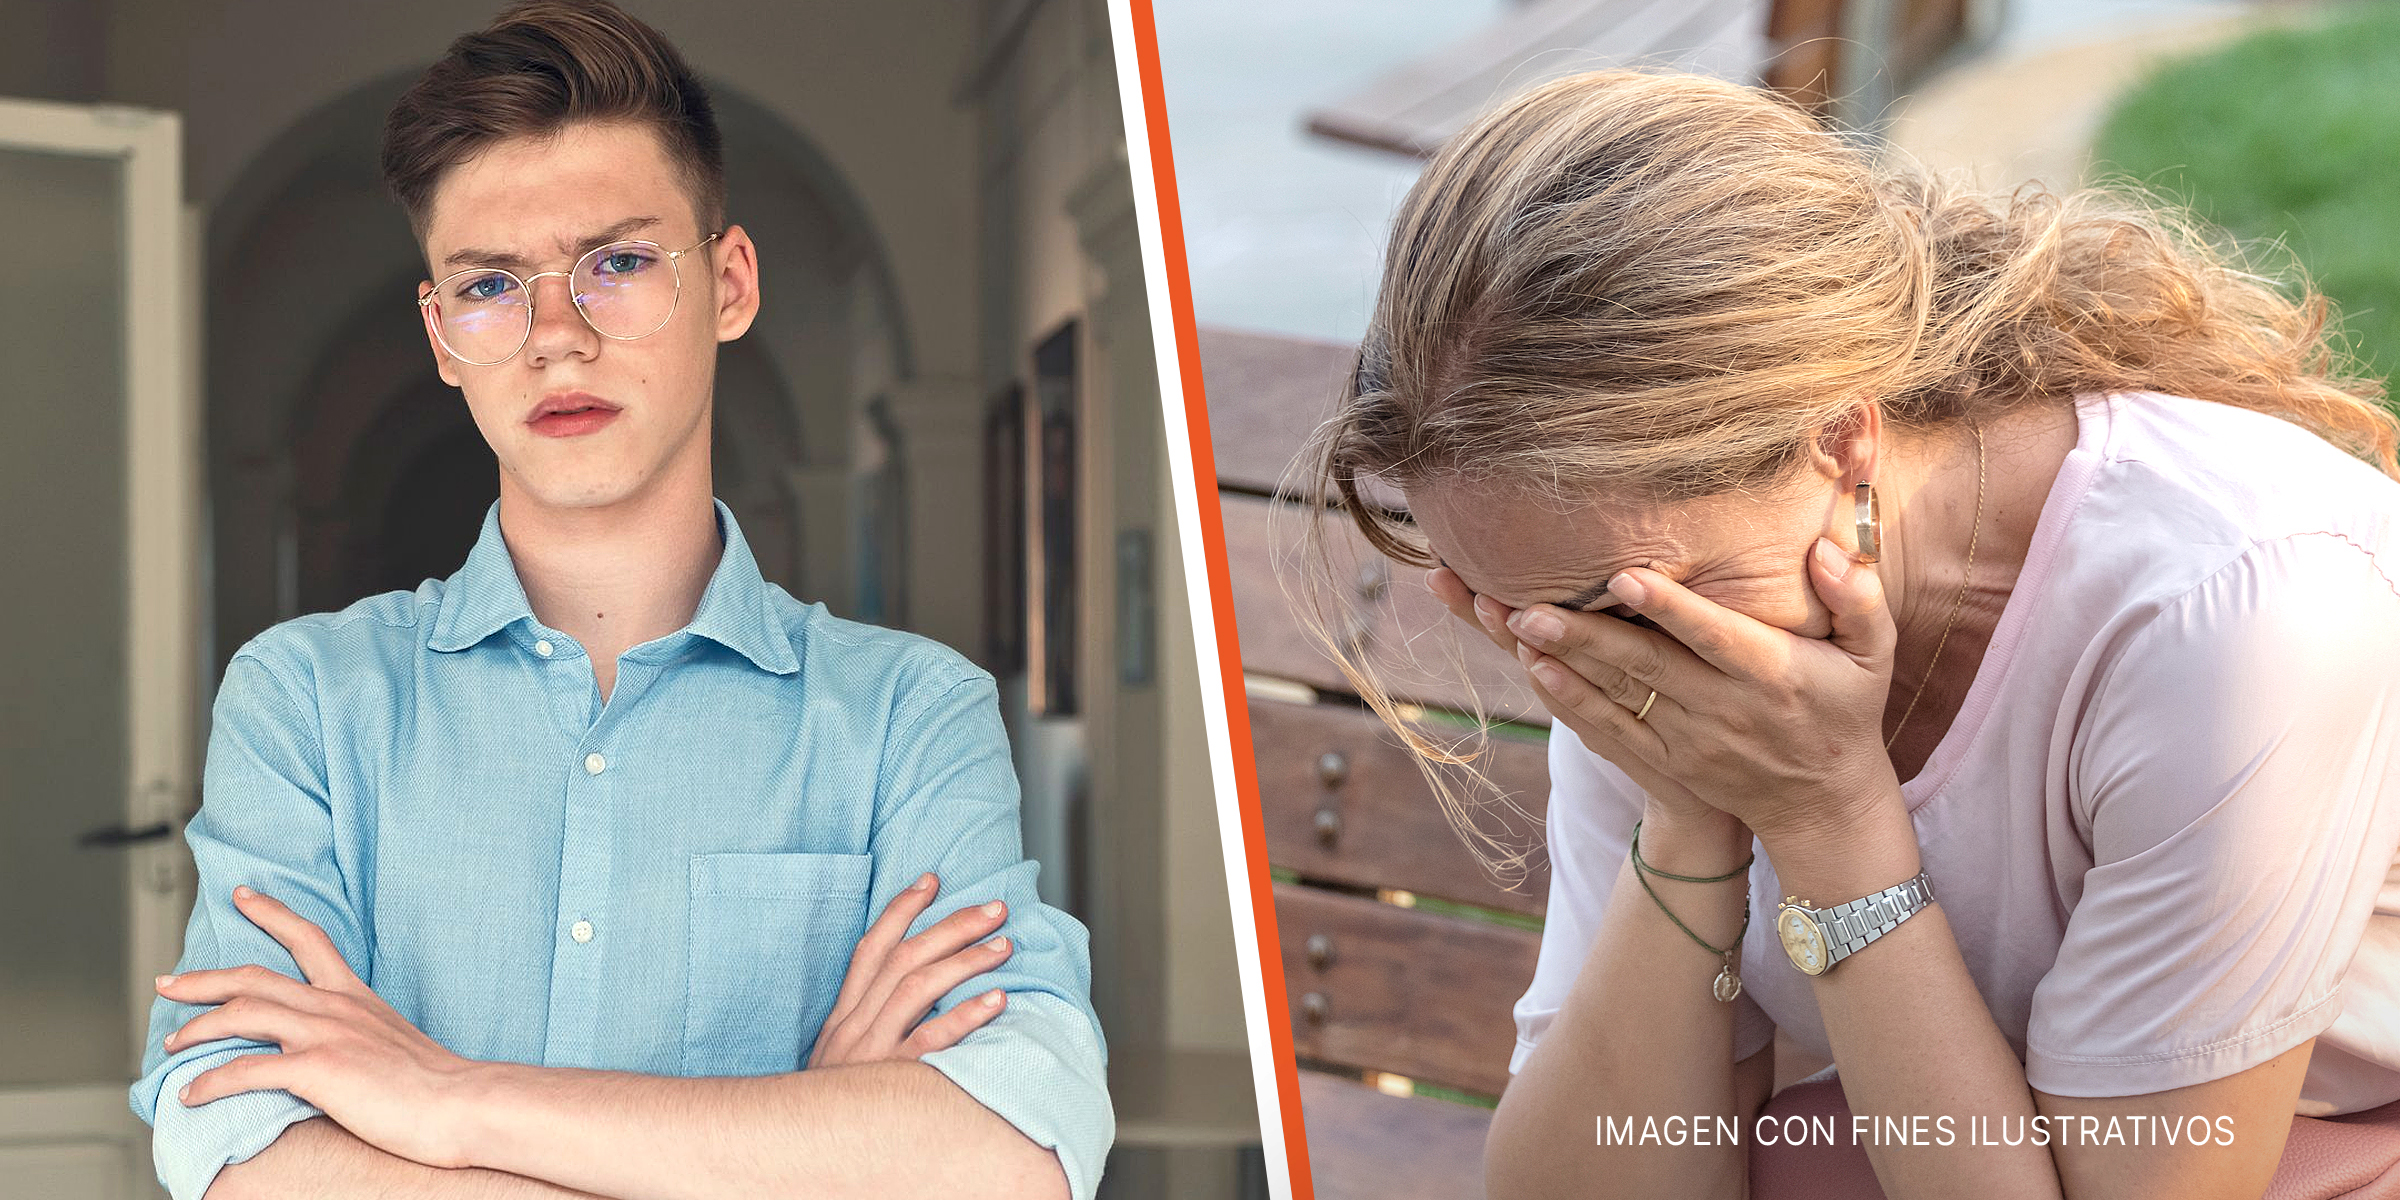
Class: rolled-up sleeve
129,649,369,1199
862,661,1113,1200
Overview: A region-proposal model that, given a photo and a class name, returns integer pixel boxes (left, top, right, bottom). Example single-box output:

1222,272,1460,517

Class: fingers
1506,602,1698,714
1424,566,1521,657
1600,569,1755,678
823,872,941,1032
1512,615,1648,704
1522,646,1666,764
1424,564,1475,615
1553,705,1718,818
1511,576,1750,689
1473,595,1527,655
1809,538,1896,666
815,896,1011,1066
847,899,1008,1034
160,993,324,1057
1510,635,1652,720
179,1050,301,1107
857,934,1015,1053
156,964,332,1019
230,888,362,990
1525,657,1722,816
900,989,1008,1058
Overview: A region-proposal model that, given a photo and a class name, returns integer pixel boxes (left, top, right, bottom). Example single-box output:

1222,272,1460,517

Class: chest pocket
682,851,874,1076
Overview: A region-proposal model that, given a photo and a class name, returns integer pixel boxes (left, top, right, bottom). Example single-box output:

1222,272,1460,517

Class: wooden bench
1304,0,1777,158
1204,327,1557,1198
1300,0,1973,160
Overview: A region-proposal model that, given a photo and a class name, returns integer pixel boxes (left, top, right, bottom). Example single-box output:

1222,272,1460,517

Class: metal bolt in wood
1306,933,1334,970
1314,808,1342,846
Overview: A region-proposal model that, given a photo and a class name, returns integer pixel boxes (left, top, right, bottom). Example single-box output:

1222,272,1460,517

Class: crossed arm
172,881,1068,1200
140,654,1109,1200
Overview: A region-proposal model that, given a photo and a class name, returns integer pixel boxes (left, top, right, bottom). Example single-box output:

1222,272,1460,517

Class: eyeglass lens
432,241,681,364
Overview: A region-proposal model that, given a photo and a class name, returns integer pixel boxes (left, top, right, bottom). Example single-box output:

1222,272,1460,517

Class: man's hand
808,873,1013,1068
157,886,484,1168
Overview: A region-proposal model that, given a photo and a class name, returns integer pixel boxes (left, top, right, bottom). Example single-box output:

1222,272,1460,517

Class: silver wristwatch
1775,871,1936,976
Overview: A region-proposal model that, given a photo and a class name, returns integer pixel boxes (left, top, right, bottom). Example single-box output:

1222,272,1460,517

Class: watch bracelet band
1819,871,1936,967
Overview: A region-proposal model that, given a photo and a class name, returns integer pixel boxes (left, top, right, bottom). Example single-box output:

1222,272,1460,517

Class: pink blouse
1512,390,2400,1114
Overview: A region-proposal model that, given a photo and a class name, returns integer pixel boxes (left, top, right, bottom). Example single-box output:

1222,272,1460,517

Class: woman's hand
1432,538,1903,843
1427,564,1723,831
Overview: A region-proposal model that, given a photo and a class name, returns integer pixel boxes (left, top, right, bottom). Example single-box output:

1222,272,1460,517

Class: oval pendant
1714,965,1743,1002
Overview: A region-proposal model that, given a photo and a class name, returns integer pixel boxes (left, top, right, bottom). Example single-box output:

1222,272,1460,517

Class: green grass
2092,2,2400,391
1411,893,1545,933
1412,1080,1500,1110
1405,704,1552,744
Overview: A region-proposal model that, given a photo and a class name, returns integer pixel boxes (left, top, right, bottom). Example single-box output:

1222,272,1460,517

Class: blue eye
594,249,655,276
456,273,515,302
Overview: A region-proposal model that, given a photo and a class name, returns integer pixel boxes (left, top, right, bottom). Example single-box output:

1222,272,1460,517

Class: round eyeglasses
417,232,722,367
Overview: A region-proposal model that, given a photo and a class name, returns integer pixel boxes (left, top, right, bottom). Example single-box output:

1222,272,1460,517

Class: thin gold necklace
1885,423,1985,751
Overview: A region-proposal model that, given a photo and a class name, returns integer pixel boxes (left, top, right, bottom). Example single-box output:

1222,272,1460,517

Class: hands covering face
1426,537,1902,842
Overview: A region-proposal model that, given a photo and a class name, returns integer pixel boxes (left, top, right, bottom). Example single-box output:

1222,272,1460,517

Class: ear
710,223,761,344
417,282,462,389
1806,398,1883,487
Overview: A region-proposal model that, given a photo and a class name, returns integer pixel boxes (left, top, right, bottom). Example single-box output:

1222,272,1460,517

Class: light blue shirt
129,498,1112,1199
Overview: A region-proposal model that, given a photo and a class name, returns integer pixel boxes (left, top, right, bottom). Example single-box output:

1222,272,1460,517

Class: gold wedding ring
1633,688,1658,721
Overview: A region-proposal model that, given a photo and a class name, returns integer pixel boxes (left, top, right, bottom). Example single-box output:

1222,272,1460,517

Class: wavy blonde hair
1292,69,2397,884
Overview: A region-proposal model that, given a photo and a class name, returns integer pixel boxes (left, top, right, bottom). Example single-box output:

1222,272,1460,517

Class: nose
522,270,598,367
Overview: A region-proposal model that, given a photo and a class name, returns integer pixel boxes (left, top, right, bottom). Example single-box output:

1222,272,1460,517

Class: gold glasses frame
417,231,723,367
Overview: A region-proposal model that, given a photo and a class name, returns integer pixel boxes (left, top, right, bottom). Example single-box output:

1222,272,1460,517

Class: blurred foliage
2094,2,2400,401
1412,1079,1500,1110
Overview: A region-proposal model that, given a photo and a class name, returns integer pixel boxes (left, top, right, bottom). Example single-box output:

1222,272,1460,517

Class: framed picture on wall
1027,321,1080,717
982,383,1025,674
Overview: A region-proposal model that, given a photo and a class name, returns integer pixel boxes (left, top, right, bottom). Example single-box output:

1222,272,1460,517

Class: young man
127,3,1111,1197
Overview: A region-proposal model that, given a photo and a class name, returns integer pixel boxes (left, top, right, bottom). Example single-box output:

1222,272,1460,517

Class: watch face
1777,907,1828,976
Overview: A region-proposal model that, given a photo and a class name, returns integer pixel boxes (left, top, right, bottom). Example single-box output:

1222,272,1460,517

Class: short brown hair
381,0,725,243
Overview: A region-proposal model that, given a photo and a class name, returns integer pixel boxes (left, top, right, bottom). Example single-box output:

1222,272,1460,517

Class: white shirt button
570,919,594,944
535,639,554,657
584,752,607,775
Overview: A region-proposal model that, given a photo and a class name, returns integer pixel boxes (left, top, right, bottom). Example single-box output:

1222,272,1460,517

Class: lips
527,391,620,422
527,391,622,439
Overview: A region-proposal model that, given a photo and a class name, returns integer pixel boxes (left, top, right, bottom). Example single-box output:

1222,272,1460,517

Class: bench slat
1297,1070,1492,1200
1304,0,1771,158
1251,695,1550,917
1278,883,1538,1098
1197,328,1353,499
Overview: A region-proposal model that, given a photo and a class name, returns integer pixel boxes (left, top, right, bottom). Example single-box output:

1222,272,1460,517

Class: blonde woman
1302,70,2400,1200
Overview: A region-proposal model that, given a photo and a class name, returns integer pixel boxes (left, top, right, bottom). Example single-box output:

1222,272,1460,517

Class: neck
496,462,723,671
1867,402,2079,738
1873,423,1992,660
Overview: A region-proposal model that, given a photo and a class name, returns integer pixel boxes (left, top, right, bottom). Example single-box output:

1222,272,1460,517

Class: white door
0,96,197,1200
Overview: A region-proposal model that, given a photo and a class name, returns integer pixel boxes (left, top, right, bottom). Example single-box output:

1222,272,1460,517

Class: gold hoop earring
1855,481,1882,563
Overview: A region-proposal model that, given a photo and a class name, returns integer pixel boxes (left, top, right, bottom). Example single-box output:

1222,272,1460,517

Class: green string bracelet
1629,819,1754,1002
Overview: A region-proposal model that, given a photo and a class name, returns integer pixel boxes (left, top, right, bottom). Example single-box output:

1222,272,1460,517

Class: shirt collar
426,498,801,676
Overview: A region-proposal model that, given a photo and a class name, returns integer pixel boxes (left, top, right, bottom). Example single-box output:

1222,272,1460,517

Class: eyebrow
1435,555,1621,612
441,216,662,271
1557,579,1619,612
